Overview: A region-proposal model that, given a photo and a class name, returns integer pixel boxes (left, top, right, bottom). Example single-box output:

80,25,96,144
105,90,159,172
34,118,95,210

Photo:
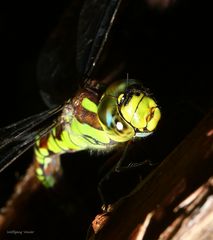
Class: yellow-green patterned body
34,79,161,187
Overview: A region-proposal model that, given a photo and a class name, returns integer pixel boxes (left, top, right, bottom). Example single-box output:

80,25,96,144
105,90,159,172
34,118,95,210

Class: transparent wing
0,105,63,172
37,0,123,106
0,105,62,148
77,0,123,79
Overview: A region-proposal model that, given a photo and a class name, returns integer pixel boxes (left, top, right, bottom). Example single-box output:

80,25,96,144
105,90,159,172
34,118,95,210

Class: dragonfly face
97,79,161,142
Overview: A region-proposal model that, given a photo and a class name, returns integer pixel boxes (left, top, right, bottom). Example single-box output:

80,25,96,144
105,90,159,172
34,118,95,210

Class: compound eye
117,94,125,105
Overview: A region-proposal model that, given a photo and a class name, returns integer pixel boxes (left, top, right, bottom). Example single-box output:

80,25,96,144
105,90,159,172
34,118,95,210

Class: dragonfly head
98,79,161,142
118,85,161,138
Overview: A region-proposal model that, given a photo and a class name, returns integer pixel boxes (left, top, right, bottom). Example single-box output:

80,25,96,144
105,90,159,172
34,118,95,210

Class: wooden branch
0,164,41,235
89,109,213,240
161,177,213,240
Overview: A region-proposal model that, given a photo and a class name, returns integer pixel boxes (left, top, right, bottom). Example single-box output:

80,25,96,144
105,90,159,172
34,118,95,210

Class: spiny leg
98,143,154,206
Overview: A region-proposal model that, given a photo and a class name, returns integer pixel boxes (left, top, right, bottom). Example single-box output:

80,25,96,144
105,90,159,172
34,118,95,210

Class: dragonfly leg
114,141,154,172
34,154,62,188
98,172,111,207
115,158,154,172
98,153,154,206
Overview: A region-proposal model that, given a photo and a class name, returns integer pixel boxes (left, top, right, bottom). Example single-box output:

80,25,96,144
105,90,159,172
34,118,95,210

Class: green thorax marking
82,98,98,113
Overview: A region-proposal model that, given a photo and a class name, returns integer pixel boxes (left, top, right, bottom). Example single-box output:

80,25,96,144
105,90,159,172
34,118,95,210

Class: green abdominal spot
35,167,56,188
48,131,65,153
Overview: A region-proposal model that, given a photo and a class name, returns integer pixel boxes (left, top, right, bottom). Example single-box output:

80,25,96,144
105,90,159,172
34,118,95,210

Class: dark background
0,0,212,239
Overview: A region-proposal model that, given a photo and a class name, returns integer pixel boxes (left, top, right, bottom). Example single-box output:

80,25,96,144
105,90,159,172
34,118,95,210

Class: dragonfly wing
0,106,62,172
37,1,86,107
0,122,57,173
77,0,123,78
37,0,122,106
0,105,62,148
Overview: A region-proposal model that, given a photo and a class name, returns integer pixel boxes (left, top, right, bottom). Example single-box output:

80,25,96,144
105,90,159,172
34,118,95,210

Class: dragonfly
0,0,161,199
